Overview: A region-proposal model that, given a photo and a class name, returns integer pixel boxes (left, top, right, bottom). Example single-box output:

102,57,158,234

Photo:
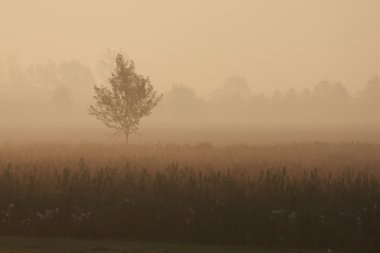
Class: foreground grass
0,143,379,249
0,237,364,253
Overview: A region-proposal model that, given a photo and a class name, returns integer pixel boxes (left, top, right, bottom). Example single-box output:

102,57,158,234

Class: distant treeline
0,54,379,124
158,76,380,124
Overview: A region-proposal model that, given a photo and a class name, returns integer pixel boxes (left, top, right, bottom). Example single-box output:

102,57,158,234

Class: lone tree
89,54,162,144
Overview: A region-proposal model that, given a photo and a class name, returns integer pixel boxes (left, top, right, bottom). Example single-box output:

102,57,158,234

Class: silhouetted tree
89,54,162,144
212,75,251,100
285,88,297,100
6,52,26,88
164,84,203,119
59,60,95,89
26,61,60,89
361,75,380,101
313,80,349,100
95,48,125,83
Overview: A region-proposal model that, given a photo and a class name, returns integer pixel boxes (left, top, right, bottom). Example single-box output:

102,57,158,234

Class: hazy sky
1,0,379,95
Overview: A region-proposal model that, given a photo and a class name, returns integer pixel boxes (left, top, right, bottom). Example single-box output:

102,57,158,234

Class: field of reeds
0,143,379,250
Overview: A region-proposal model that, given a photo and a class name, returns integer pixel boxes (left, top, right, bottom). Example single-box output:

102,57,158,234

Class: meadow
0,143,379,250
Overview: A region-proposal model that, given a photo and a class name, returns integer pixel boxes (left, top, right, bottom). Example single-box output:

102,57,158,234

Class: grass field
0,143,379,250
0,237,365,253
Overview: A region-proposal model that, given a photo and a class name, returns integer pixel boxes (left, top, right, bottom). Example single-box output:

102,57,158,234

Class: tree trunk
125,132,129,145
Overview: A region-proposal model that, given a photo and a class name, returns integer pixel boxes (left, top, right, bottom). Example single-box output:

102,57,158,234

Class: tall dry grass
0,143,379,249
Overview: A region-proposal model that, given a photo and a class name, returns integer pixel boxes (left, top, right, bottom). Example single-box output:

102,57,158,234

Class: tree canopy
89,54,162,143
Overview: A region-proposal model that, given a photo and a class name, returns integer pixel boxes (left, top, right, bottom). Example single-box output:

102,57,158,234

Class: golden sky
1,0,379,95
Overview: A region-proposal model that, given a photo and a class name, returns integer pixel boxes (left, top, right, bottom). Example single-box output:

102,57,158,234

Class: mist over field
0,53,380,144
1,0,380,144
1,1,380,252
0,56,379,143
